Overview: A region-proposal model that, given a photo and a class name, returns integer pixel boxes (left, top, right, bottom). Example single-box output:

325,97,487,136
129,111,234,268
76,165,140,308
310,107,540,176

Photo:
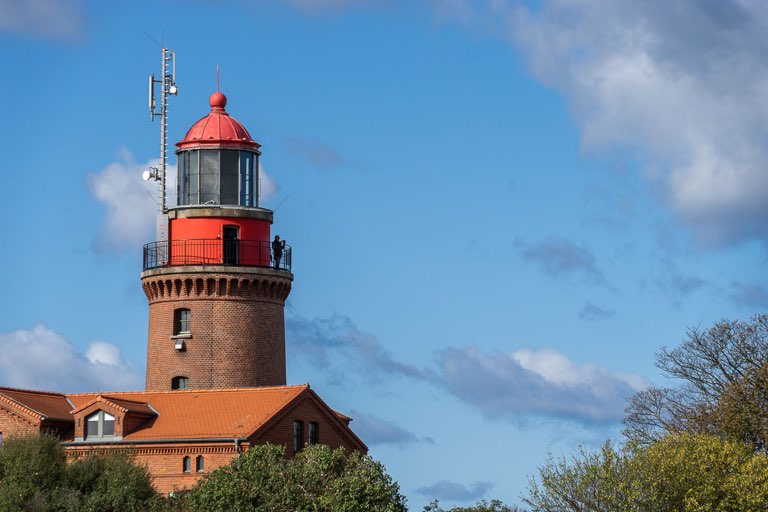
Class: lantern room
142,90,291,272
175,91,261,207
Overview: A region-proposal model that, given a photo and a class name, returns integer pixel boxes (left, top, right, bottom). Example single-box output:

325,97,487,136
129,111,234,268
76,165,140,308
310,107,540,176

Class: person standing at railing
272,235,286,269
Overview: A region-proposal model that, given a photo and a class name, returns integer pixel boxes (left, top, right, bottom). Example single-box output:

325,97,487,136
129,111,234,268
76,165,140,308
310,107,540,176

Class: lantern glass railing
143,239,291,272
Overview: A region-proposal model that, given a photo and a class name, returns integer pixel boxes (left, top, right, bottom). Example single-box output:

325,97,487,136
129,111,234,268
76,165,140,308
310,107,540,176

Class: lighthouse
0,71,367,493
141,91,293,391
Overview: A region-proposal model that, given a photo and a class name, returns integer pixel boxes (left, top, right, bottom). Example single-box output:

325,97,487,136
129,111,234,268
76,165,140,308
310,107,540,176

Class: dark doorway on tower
223,226,239,265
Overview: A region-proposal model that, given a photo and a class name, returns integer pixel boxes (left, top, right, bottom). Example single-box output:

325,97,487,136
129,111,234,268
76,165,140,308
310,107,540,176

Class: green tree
423,498,523,511
183,443,407,512
0,433,67,511
631,433,768,512
67,451,160,512
524,441,638,512
0,434,160,512
523,433,768,512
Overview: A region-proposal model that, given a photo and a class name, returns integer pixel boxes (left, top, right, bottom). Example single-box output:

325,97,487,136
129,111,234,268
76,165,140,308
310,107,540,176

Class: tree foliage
526,315,768,512
624,314,768,450
423,499,522,512
525,442,635,512
182,443,407,512
524,433,768,512
0,434,160,512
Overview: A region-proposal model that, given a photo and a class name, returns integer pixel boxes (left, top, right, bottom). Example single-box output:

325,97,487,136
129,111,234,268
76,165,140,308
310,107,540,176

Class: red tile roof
66,385,308,440
0,387,72,422
0,385,365,452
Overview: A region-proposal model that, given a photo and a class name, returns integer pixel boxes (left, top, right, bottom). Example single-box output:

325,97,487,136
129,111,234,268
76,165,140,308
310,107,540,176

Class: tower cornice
168,207,273,222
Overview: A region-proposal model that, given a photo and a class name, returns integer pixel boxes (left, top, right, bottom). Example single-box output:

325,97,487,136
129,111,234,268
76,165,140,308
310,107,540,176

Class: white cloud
289,313,648,424
281,0,386,14
578,301,616,322
415,480,493,502
515,236,606,285
348,410,433,446
85,341,121,366
87,149,174,253
287,313,426,385
436,346,647,423
0,325,143,392
285,136,346,169
88,149,279,252
0,0,85,40
259,163,279,202
437,0,768,245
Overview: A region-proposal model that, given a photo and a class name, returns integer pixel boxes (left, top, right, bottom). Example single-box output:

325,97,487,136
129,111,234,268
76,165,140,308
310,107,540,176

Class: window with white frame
85,411,115,439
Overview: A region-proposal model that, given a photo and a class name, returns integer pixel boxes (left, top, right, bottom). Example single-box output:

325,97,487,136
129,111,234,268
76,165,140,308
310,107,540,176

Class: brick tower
141,91,293,391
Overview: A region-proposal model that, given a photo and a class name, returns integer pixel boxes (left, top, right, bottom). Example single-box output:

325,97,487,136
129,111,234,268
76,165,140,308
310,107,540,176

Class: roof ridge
0,386,67,397
97,395,152,405
65,384,308,397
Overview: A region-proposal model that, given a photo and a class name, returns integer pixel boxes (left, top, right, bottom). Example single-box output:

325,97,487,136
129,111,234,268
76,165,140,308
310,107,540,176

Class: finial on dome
210,91,227,111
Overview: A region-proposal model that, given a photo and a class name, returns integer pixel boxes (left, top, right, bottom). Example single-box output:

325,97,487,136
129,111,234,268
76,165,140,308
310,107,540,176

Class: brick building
0,89,367,493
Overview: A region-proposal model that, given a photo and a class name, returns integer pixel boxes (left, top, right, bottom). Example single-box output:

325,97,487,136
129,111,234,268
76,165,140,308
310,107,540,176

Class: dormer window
85,411,115,439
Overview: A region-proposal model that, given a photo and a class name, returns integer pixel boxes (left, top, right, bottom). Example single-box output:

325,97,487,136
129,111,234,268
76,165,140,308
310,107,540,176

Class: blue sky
0,0,766,508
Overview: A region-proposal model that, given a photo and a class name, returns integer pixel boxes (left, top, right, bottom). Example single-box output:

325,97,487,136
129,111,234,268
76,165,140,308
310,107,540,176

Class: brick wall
257,396,365,455
66,443,240,495
142,268,292,391
0,406,40,438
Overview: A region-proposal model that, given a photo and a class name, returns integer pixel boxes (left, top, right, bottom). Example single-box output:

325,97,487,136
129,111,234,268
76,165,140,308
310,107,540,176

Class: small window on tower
196,455,205,473
182,456,191,473
174,308,191,335
172,376,189,390
0,432,4,446
308,422,319,445
293,420,304,454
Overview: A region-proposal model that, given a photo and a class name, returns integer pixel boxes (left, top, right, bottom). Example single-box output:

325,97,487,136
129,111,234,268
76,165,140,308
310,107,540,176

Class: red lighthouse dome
176,92,260,150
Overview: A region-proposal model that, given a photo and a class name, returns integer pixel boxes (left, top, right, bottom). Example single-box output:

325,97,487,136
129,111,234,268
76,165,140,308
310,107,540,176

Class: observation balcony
143,239,292,272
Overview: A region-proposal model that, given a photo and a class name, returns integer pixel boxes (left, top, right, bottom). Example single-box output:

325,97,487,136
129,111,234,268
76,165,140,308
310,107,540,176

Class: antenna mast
147,47,178,213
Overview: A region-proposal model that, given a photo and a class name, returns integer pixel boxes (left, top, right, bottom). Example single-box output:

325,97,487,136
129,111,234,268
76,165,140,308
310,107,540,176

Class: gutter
62,437,248,447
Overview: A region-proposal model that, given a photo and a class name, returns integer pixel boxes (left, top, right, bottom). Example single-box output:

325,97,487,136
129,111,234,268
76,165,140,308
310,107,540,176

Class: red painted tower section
141,92,293,391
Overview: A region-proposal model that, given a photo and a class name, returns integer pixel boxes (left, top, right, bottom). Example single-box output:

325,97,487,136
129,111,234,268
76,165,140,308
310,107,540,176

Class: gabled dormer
72,396,156,442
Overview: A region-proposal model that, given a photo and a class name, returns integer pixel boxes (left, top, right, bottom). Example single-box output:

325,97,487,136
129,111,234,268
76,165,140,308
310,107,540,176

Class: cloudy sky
0,0,765,508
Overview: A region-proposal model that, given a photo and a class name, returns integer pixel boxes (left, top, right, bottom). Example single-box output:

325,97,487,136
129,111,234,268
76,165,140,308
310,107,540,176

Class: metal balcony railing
143,239,292,272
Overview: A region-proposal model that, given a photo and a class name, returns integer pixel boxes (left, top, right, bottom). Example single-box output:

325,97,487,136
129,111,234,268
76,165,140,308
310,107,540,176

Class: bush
0,434,160,512
183,443,407,512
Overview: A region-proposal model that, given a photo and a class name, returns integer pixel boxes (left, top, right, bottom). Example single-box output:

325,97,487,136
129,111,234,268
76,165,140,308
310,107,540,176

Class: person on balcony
272,235,286,269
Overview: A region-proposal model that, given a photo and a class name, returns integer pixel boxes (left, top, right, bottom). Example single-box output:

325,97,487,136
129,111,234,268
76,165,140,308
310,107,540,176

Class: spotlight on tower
143,167,161,182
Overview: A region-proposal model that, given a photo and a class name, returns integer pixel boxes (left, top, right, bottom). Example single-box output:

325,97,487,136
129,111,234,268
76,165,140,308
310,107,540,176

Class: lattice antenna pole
147,47,178,213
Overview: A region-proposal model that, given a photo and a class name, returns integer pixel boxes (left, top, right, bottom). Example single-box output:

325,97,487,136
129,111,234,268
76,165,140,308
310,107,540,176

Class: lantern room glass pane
177,152,186,205
254,155,260,207
240,152,252,206
220,150,239,205
200,150,220,204
242,153,249,206
188,150,199,205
